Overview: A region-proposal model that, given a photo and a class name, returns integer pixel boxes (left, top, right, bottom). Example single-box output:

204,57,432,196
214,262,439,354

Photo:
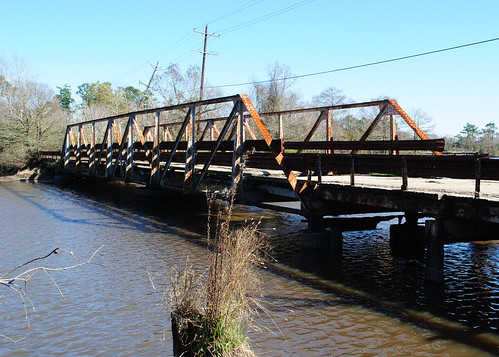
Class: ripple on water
1,182,498,356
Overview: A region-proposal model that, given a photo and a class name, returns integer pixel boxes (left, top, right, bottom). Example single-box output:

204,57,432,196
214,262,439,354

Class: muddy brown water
0,181,498,356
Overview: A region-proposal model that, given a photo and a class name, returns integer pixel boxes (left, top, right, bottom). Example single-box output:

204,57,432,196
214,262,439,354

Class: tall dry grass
170,186,266,357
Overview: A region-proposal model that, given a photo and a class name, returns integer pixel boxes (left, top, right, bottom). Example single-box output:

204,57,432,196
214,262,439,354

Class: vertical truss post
209,120,215,141
350,155,355,186
63,127,71,171
105,120,113,178
278,114,283,139
325,110,332,154
126,115,134,181
475,158,481,199
150,111,161,185
89,122,96,175
76,125,82,170
184,105,196,193
390,115,397,155
401,157,408,190
232,100,245,188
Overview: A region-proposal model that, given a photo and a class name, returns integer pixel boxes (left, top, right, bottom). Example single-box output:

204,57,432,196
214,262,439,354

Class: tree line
1,58,497,172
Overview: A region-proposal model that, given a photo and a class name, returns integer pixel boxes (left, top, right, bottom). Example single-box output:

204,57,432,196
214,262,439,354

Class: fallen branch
0,244,105,342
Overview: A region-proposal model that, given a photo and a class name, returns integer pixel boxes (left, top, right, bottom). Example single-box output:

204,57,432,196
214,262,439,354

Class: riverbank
0,162,57,183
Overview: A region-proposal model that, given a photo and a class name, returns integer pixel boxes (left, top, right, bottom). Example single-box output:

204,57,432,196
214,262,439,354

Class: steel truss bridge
46,94,499,283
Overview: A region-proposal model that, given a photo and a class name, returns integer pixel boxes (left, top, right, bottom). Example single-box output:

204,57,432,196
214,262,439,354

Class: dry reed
170,186,265,357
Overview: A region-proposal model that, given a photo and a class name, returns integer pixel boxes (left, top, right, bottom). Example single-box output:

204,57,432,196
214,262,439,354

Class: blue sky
1,0,498,135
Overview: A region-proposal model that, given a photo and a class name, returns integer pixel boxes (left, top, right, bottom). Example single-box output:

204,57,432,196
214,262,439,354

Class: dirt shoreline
0,167,56,183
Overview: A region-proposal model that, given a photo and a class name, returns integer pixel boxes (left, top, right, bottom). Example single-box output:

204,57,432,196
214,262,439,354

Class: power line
197,0,265,28
217,0,315,35
208,36,499,89
113,1,314,83
115,1,264,82
112,31,194,82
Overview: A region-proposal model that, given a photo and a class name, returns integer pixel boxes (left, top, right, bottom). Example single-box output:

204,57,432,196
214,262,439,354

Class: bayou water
0,181,498,356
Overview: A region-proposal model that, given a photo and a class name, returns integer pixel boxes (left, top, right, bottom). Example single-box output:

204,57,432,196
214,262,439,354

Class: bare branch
0,244,105,342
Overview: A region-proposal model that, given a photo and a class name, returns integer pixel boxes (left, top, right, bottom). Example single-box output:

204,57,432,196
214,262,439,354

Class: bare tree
151,63,225,125
311,86,348,107
0,57,68,167
0,245,104,343
408,108,436,139
250,62,301,113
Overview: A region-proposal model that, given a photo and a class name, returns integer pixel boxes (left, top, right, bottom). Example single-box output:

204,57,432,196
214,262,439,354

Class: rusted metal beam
240,94,303,203
62,127,70,171
232,101,245,188
388,99,428,140
184,106,196,193
68,95,241,127
388,100,442,156
278,114,283,139
194,101,241,191
325,110,332,154
89,122,96,174
150,111,161,185
244,119,257,140
95,120,111,175
284,139,445,152
76,125,82,169
126,115,134,181
112,118,131,179
297,110,327,155
257,99,390,117
112,120,122,146
351,104,389,155
105,120,113,177
159,107,193,185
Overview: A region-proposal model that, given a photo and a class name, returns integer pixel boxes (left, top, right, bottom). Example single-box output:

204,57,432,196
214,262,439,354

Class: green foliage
75,81,151,115
77,81,115,106
56,84,75,111
450,122,498,154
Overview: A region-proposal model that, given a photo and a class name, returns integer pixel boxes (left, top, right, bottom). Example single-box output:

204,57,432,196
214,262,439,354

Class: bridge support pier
389,224,425,257
425,220,444,284
301,228,343,253
302,217,343,253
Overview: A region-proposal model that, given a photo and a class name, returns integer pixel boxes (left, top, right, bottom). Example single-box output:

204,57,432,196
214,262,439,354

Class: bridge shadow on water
4,180,497,355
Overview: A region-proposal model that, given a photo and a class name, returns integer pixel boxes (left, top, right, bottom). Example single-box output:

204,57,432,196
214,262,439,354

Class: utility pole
139,61,159,109
193,25,219,101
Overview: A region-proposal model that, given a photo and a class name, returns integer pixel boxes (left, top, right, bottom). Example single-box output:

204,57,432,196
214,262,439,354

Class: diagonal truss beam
159,107,193,184
239,94,305,200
